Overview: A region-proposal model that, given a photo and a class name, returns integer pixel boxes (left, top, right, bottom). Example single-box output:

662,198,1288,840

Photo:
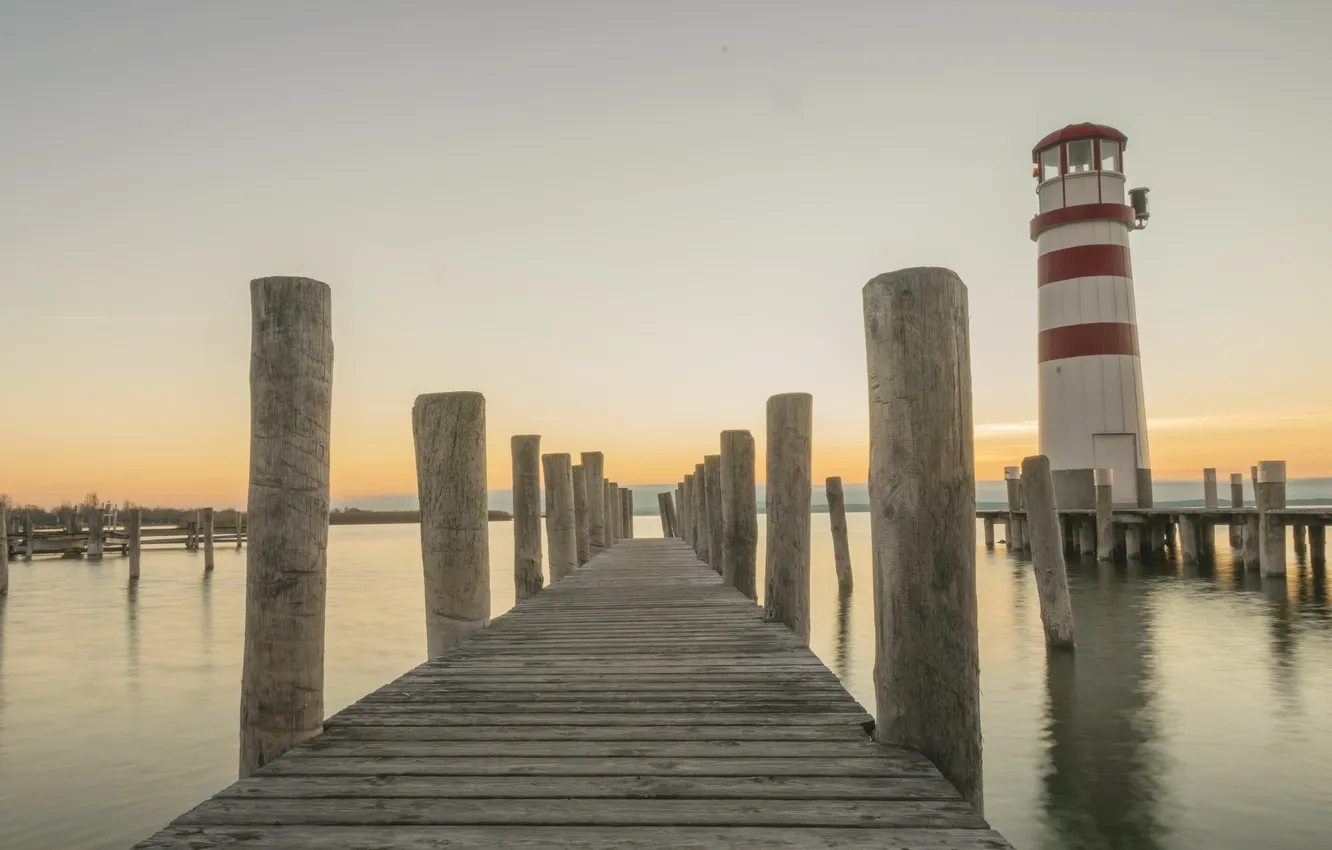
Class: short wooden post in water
1242,514,1260,571
581,452,607,556
1004,466,1024,551
511,435,544,600
1125,524,1142,560
1149,520,1166,556
239,276,333,780
703,455,723,574
983,517,995,549
1095,468,1114,560
1020,455,1076,647
720,429,758,599
87,506,104,560
763,393,813,641
826,476,854,590
1078,519,1096,555
571,464,590,565
657,492,674,537
1309,524,1326,568
863,267,982,811
1292,522,1307,559
128,508,142,580
1229,472,1244,547
1179,515,1199,564
237,513,245,550
1257,460,1287,577
541,452,577,583
414,391,490,659
23,513,34,561
692,463,708,562
0,507,8,595
202,507,215,570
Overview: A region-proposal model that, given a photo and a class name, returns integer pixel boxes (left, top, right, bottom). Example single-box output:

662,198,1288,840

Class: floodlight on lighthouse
1128,187,1151,229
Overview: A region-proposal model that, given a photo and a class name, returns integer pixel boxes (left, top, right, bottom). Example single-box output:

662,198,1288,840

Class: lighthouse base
1052,468,1154,510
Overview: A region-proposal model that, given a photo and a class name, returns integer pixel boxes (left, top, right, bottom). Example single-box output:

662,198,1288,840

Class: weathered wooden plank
326,713,871,727
292,740,898,758
338,701,870,715
255,756,929,777
317,725,874,742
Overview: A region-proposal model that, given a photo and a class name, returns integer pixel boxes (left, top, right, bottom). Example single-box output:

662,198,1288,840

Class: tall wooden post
657,492,675,537
581,452,607,556
863,267,981,812
606,481,620,544
239,276,333,780
1202,468,1218,508
703,455,723,574
826,476,854,590
1179,515,1199,564
1257,460,1287,577
542,453,577,584
1242,514,1260,571
764,393,813,641
1004,466,1023,550
682,475,695,549
23,513,34,561
1078,519,1096,556
622,489,634,539
1309,524,1326,568
675,483,685,539
571,464,590,565
1293,523,1307,559
1229,472,1244,547
128,508,142,580
414,391,489,658
202,507,216,570
87,506,104,560
983,517,995,549
720,430,758,599
0,506,8,596
692,463,708,562
1095,468,1114,560
511,435,544,600
1020,456,1075,647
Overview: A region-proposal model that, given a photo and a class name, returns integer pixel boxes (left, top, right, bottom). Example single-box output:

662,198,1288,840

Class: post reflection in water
1262,578,1298,709
126,582,140,695
834,586,852,681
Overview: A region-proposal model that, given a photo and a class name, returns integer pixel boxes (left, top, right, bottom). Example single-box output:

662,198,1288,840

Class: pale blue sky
3,1,1330,503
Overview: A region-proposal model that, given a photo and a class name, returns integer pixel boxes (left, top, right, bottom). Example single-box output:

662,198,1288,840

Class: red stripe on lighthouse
1037,244,1132,286
1038,322,1139,362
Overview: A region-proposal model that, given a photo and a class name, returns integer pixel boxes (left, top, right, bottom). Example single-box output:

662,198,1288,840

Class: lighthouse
1031,123,1153,509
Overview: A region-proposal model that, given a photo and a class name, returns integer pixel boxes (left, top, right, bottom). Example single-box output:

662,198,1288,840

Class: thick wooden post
763,393,813,641
606,481,620,544
675,483,686,539
1309,524,1326,568
1179,515,1198,564
202,507,215,570
1229,472,1244,547
720,429,758,599
863,267,981,811
128,508,142,580
982,517,995,548
0,506,7,595
239,276,333,780
581,452,607,556
703,455,723,573
692,463,708,561
1293,522,1307,558
1125,524,1142,560
1020,456,1075,647
414,391,489,659
1203,468,1218,508
1242,514,1260,571
1149,520,1166,556
571,465,590,565
87,506,104,560
1095,469,1114,560
826,476,854,590
657,492,674,536
23,513,34,561
542,453,577,584
1257,460,1287,577
1004,466,1024,551
1078,519,1096,555
623,489,635,539
511,435,544,600
682,474,695,549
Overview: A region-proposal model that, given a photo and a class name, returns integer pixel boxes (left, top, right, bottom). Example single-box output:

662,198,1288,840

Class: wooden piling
87,506,104,560
413,391,490,661
237,513,245,550
541,452,577,584
0,506,7,595
1149,520,1166,556
128,508,142,580
1020,456,1075,647
1229,472,1244,547
983,517,995,549
863,267,981,811
692,463,708,562
1078,519,1095,555
1310,524,1327,568
826,476,854,589
763,393,813,641
23,513,34,561
1257,460,1287,577
581,452,607,556
511,435,544,600
675,483,686,539
239,276,333,780
657,492,674,537
720,429,758,600
1203,468,1218,509
571,464,590,565
1095,468,1114,560
1125,524,1142,560
1179,515,1198,564
1004,466,1024,551
202,507,215,570
682,474,695,549
1293,522,1307,559
1243,514,1260,571
703,455,723,574
606,481,620,544
621,488,634,539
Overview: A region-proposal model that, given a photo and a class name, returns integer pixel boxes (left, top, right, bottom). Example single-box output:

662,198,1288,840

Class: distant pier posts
571,465,590,565
1020,456,1075,647
863,267,982,812
87,506,104,560
1242,514,1260,571
239,276,333,780
703,455,723,573
581,452,607,556
720,429,758,600
186,512,199,552
1257,460,1287,577
691,463,708,562
1203,468,1218,508
128,508,142,580
682,474,695,550
1178,514,1199,564
236,513,245,550
23,513,34,561
1124,524,1142,560
622,489,634,540
763,393,813,642
983,517,995,549
202,507,216,571
1229,473,1245,548
675,483,686,539
61,508,75,535
657,492,675,537
1309,524,1327,568
512,435,544,600
1004,467,1024,551
1078,519,1096,556
1149,520,1166,556
542,453,577,583
1094,469,1114,560
1293,522,1307,559
0,506,8,595
826,476,854,590
414,391,490,658
606,481,621,544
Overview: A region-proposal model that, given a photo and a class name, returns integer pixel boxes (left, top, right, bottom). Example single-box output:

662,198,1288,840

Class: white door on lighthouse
1093,433,1139,507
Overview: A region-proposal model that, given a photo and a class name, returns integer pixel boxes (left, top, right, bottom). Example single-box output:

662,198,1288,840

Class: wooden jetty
132,538,1011,849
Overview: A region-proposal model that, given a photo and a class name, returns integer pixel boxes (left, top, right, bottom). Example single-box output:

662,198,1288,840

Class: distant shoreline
330,509,513,525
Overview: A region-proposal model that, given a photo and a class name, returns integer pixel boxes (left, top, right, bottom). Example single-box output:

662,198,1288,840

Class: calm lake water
1,516,1329,849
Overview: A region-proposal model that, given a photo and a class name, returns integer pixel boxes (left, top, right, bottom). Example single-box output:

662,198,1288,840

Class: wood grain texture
1019,456,1075,648
542,453,577,582
133,538,1008,849
825,476,853,590
607,481,621,544
1257,461,1287,577
581,452,606,555
512,435,545,599
657,492,675,537
240,276,333,779
572,464,590,565
720,430,758,600
863,267,982,813
764,393,812,642
692,463,708,562
413,392,490,659
682,475,695,549
676,483,686,540
704,455,723,574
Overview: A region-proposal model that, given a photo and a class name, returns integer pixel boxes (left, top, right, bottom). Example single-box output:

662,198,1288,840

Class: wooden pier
132,538,1010,849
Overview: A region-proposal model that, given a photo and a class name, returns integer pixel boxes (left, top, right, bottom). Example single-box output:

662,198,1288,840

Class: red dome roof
1032,123,1127,160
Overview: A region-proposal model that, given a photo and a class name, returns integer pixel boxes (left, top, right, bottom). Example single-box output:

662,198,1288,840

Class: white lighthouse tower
1031,123,1153,509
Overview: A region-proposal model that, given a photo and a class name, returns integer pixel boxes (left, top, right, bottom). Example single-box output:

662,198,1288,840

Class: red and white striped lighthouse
1031,123,1152,509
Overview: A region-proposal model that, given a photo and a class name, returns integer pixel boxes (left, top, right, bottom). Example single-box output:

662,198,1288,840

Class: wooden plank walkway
133,538,1012,849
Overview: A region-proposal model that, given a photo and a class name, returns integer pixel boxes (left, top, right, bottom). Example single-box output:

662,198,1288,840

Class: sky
2,0,1330,508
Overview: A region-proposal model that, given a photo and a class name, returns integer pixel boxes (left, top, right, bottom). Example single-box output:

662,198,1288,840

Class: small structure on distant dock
1032,122,1153,509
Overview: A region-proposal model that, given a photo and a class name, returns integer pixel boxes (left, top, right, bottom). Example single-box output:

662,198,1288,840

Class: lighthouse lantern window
1100,140,1120,173
1067,140,1094,174
1040,146,1060,182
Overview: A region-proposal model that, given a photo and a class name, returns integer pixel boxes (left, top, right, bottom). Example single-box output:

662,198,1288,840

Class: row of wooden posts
991,461,1322,576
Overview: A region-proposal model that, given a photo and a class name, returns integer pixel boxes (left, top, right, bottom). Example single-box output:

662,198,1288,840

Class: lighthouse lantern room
1031,123,1152,510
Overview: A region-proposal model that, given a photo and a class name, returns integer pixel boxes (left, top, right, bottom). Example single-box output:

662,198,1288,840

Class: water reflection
126,583,140,695
1262,578,1298,708
834,587,851,680
200,571,213,670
